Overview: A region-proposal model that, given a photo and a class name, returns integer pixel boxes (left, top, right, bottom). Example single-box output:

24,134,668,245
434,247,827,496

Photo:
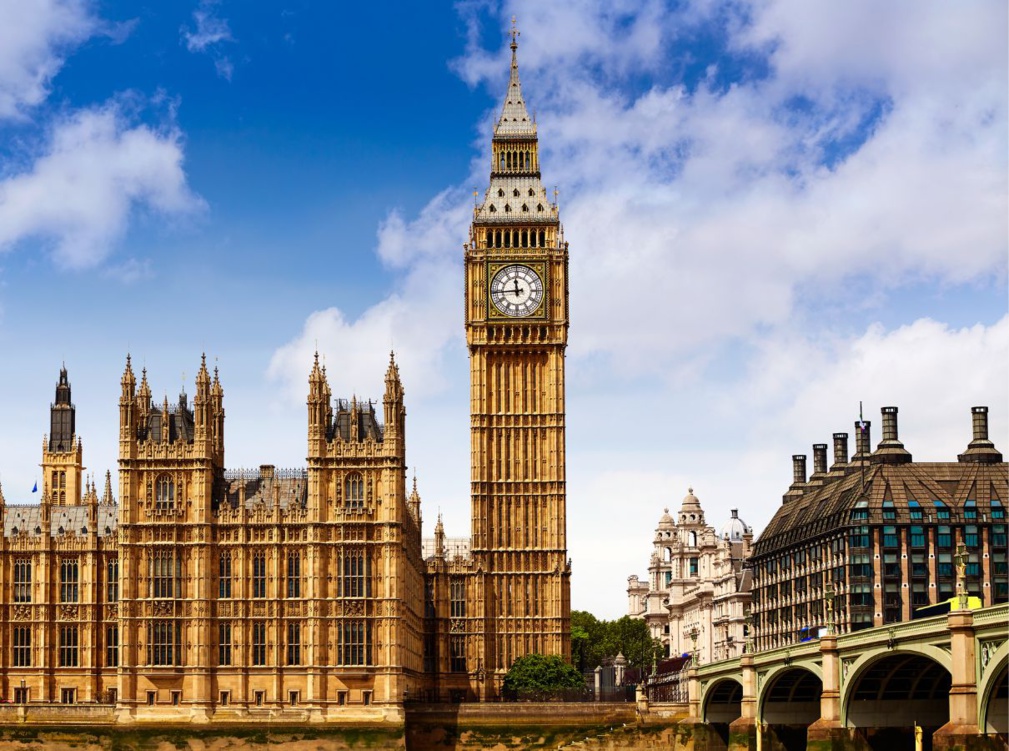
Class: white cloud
181,2,235,80
0,0,97,120
182,6,233,52
267,1,1007,619
573,315,1008,617
0,101,205,268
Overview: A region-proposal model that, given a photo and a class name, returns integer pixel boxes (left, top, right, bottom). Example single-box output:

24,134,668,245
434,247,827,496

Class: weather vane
510,16,519,45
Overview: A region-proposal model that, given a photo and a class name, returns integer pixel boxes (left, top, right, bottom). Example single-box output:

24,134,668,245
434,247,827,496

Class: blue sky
0,1,1006,619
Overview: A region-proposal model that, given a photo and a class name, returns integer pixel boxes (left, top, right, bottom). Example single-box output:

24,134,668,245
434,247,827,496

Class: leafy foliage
572,610,661,674
502,653,586,699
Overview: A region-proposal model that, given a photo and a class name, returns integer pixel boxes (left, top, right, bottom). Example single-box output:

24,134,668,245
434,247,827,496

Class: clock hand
512,279,522,297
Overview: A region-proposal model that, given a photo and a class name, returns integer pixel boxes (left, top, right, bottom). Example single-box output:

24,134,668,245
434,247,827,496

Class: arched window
689,531,697,547
156,475,175,510
345,473,364,510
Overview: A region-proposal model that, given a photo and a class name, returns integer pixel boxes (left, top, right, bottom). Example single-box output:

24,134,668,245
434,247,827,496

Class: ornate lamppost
824,582,835,635
954,542,969,611
689,626,700,666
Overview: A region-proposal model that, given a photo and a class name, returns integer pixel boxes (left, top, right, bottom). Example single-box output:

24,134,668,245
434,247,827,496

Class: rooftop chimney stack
812,444,828,477
853,420,872,461
783,454,807,504
872,406,912,464
959,406,1003,463
792,454,807,485
831,432,849,471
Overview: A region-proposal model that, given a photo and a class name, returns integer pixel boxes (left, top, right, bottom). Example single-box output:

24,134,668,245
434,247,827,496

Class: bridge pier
807,633,847,750
933,610,983,751
727,654,757,751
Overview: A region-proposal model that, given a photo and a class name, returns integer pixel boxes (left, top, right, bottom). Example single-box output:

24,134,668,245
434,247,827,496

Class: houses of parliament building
0,32,570,722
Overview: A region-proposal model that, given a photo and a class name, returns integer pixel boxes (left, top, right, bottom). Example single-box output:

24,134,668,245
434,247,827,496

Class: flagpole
859,401,865,493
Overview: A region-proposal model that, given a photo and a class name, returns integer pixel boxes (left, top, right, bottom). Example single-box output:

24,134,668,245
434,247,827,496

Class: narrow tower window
345,473,364,510
155,475,175,510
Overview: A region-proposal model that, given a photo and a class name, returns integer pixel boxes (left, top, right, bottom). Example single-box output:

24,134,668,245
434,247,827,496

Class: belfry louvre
0,33,571,721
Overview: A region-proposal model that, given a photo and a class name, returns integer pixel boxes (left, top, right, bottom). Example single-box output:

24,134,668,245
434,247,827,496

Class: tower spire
495,17,535,137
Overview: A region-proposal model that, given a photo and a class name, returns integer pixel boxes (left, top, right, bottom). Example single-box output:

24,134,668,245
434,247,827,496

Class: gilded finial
510,16,519,47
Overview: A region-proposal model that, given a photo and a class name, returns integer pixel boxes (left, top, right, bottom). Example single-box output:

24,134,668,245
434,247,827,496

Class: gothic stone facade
0,35,570,719
751,405,1008,652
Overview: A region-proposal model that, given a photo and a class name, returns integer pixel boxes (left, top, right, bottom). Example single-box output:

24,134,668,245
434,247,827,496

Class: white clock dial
490,264,544,317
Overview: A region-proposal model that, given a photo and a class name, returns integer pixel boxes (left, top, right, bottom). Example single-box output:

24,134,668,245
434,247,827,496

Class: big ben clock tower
465,24,571,684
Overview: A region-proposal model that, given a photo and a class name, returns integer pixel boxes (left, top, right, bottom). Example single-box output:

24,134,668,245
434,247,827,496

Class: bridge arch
841,650,951,742
759,665,822,751
701,676,743,724
978,644,1008,735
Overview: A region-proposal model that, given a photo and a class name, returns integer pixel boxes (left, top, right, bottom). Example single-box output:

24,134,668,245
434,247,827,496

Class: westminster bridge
664,603,1008,750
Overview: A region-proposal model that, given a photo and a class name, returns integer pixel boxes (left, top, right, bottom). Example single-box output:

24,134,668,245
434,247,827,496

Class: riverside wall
0,702,703,751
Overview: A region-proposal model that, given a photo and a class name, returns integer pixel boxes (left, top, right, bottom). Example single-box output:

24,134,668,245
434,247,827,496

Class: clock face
490,264,545,317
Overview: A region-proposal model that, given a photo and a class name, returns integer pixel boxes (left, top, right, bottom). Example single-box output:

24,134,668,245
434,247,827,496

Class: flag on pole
31,481,37,493
857,401,866,433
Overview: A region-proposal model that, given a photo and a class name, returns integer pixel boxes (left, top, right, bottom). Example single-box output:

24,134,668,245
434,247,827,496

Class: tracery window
450,635,466,673
252,621,267,666
339,620,371,665
450,577,466,618
52,471,66,505
252,551,267,598
148,620,176,666
155,474,175,510
150,549,177,599
341,548,368,598
107,557,119,603
345,473,364,510
13,626,31,667
219,622,232,666
59,625,78,667
219,551,232,599
60,558,79,603
286,552,301,598
287,623,301,666
106,626,119,667
13,558,31,603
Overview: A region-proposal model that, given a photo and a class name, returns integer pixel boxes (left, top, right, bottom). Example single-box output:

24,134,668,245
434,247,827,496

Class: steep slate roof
4,504,118,538
754,430,1007,558
221,469,308,511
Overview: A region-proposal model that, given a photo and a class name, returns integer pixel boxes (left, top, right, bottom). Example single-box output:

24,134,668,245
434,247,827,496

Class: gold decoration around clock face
489,264,545,318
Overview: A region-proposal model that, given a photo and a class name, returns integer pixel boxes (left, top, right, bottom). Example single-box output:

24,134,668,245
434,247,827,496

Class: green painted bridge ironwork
671,603,1007,750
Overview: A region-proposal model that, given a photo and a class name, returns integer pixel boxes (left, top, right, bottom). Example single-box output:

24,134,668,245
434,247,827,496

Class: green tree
604,615,661,673
503,654,586,699
571,610,661,675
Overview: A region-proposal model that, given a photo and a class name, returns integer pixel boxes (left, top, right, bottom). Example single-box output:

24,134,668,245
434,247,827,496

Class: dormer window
504,204,511,213
489,205,496,213
528,188,535,196
537,204,544,212
513,189,520,197
498,189,505,197
521,204,528,212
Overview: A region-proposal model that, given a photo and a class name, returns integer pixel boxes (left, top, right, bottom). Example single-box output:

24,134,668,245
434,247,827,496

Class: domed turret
657,507,675,530
679,487,705,525
721,509,752,542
